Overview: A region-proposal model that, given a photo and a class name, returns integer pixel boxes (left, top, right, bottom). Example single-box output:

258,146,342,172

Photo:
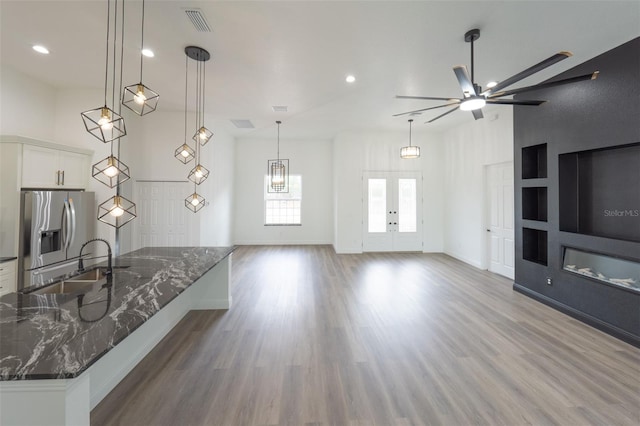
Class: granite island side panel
0,246,234,380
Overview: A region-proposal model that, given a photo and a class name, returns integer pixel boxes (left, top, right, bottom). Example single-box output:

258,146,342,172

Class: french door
363,171,422,252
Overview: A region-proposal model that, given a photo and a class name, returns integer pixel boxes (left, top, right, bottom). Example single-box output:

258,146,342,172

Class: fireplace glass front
563,247,640,292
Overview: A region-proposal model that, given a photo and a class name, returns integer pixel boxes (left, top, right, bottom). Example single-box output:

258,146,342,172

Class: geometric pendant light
184,190,205,213
174,143,195,164
98,195,137,228
268,121,289,193
122,0,159,115
174,53,195,165
82,106,126,143
400,118,420,159
92,154,130,188
188,164,210,185
81,0,126,143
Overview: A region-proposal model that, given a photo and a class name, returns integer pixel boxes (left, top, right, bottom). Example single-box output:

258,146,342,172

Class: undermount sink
30,268,109,295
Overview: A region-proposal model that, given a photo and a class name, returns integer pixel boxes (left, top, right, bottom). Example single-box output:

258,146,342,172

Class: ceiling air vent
184,8,212,32
230,119,255,129
272,105,288,112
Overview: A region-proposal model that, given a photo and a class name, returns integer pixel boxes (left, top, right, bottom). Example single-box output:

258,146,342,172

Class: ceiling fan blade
396,95,460,102
453,66,477,96
472,109,483,120
393,102,461,117
485,51,572,95
426,106,459,123
486,99,546,106
488,71,599,98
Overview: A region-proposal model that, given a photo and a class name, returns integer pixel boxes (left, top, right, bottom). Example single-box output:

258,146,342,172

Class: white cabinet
22,144,90,189
0,260,16,296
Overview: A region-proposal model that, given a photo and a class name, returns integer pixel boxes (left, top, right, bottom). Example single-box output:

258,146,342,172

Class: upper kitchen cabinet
0,136,93,258
22,144,91,189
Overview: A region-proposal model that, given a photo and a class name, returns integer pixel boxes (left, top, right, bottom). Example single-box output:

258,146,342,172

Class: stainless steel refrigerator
18,190,95,290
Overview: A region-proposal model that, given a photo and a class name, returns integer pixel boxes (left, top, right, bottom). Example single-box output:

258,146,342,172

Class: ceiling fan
394,28,599,123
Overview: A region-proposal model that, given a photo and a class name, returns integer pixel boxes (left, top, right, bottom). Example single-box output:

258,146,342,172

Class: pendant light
400,119,420,159
187,46,213,146
185,185,206,213
122,0,159,115
98,195,137,227
174,54,196,164
81,0,126,143
268,121,289,193
88,0,136,228
180,46,211,213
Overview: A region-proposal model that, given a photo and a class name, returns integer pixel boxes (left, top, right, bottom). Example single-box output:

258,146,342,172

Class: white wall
440,108,514,268
0,64,57,140
332,129,444,253
234,136,333,245
125,110,235,247
199,128,234,246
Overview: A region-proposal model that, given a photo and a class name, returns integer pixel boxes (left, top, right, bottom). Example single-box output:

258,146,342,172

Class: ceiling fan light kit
395,28,599,123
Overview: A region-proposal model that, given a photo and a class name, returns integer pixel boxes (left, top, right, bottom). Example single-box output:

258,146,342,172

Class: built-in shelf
523,227,547,266
522,143,547,179
559,142,640,242
522,187,548,222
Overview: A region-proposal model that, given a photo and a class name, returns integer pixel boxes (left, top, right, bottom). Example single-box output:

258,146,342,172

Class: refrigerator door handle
68,197,77,249
62,199,71,250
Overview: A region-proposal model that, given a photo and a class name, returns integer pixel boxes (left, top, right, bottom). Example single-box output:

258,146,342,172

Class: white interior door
133,181,197,250
363,172,422,252
486,162,515,279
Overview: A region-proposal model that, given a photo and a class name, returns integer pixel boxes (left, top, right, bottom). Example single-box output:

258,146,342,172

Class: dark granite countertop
0,246,234,380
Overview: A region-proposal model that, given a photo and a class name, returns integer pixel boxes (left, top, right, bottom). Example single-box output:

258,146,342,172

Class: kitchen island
0,246,234,426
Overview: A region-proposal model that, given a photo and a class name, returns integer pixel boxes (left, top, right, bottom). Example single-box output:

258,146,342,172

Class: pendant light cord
276,121,281,161
103,0,111,106
184,54,188,143
116,0,126,195
139,0,145,82
408,119,413,147
202,59,206,130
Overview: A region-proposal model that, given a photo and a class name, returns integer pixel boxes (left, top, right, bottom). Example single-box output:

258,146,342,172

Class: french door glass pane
368,179,387,232
398,178,417,232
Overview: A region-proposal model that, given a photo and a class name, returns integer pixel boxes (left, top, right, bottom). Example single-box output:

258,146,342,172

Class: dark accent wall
513,37,640,347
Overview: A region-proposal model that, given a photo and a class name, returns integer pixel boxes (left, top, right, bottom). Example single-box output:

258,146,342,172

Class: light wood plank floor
92,246,640,425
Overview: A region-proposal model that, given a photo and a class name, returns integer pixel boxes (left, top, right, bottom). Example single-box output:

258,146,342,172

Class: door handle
68,198,77,248
61,170,65,186
393,222,397,225
486,229,491,232
62,200,69,249
388,222,392,225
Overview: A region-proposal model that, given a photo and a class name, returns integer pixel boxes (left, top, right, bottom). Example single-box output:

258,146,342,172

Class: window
264,175,301,225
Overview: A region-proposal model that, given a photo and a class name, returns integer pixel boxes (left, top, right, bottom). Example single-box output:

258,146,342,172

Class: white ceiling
1,1,638,139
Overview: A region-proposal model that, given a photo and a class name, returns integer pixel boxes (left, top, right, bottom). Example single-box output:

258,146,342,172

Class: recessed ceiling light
345,75,356,83
486,81,498,88
32,45,49,54
141,49,154,58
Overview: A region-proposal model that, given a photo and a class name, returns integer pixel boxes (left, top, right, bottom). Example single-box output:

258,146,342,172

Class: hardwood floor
92,246,640,425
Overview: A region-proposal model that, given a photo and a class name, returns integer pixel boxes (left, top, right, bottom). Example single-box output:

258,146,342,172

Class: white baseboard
444,250,484,269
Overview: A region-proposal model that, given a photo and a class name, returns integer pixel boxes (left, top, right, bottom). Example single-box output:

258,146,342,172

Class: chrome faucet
78,238,112,276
